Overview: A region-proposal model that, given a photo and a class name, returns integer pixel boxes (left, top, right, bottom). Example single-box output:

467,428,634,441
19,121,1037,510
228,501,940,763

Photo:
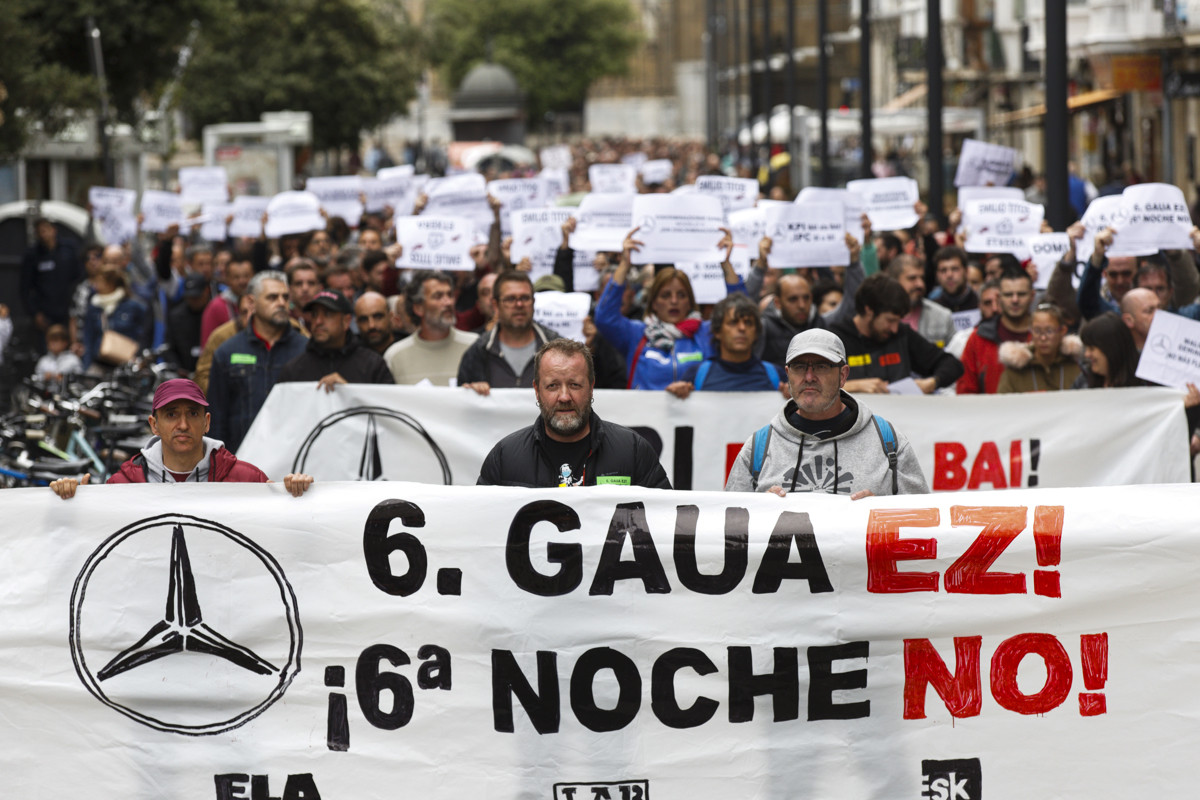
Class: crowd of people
16,135,1200,492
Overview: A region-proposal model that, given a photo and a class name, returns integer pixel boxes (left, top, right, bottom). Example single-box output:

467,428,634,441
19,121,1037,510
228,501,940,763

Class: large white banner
238,385,1190,490
6,481,1200,797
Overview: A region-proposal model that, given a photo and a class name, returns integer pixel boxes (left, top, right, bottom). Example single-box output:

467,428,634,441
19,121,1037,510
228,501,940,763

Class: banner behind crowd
4,482,1199,797
238,385,1190,489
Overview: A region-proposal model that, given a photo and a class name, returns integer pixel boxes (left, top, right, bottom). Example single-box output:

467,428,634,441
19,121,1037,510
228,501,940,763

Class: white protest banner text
510,208,598,288
629,194,726,265
957,185,1024,210
239,385,1189,490
363,175,416,215
639,159,674,186
395,216,474,271
199,202,232,242
696,175,760,213
589,163,637,194
675,253,750,303
1107,183,1194,257
796,187,866,247
539,168,570,199
954,138,1018,187
1077,195,1123,265
569,193,636,253
424,173,494,236
540,145,572,170
264,191,325,239
532,290,592,342
306,176,365,228
88,187,137,244
765,201,849,267
1024,233,1072,290
179,166,229,205
1135,310,1200,387
846,177,920,231
963,199,1044,255
139,190,186,234
6,482,1200,797
227,196,271,239
489,178,551,236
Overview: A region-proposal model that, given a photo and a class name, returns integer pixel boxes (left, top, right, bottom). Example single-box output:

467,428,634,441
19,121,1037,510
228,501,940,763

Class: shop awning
991,89,1123,126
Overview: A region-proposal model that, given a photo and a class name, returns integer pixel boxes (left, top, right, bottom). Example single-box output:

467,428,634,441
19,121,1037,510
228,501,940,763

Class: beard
541,401,588,437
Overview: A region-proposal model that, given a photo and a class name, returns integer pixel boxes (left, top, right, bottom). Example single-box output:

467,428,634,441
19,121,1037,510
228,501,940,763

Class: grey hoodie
725,392,929,495
137,435,224,483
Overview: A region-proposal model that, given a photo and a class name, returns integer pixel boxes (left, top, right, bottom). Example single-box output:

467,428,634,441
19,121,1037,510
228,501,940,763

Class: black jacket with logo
477,410,671,489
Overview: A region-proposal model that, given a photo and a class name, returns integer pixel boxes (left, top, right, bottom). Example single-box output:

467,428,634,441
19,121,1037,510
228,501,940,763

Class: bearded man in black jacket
277,291,393,391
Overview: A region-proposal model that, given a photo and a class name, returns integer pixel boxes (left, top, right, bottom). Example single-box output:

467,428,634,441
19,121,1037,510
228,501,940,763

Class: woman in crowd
82,266,149,371
594,226,744,389
1074,311,1143,389
996,303,1082,393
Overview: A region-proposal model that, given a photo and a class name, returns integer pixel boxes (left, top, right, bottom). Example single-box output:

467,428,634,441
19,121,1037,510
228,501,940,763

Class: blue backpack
693,360,781,390
749,415,899,494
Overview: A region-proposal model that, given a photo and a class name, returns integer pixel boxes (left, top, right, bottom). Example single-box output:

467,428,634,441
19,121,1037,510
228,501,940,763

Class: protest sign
264,192,325,239
139,190,185,234
489,178,552,236
696,176,760,213
954,138,1018,187
511,207,574,276
846,177,920,231
639,159,674,186
539,168,570,199
620,151,648,167
1107,183,1194,257
629,194,726,265
198,202,232,242
1024,233,1072,290
88,187,137,245
728,207,767,261
952,308,982,332
963,199,1044,255
240,384,1188,490
424,173,494,236
227,196,271,239
957,185,1024,210
676,252,751,303
363,175,416,215
764,202,849,267
378,165,415,180
395,216,474,271
179,166,229,205
1076,195,1123,265
1135,310,1200,387
532,290,592,342
589,163,637,194
796,187,866,248
569,193,636,253
306,176,364,228
540,145,572,170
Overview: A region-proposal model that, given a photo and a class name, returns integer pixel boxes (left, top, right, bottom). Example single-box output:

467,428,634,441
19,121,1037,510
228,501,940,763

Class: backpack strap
871,414,899,494
625,335,649,389
763,362,780,387
693,360,713,390
750,424,773,489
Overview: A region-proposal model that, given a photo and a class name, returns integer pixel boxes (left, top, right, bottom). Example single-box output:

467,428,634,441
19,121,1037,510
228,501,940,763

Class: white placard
395,216,474,271
424,173,493,236
728,207,767,262
511,207,574,277
1135,310,1200,387
963,199,1045,255
887,376,923,395
954,138,1019,187
539,168,570,199
139,190,185,234
363,175,416,215
620,151,648,167
1025,232,1072,290
796,187,866,247
1076,195,1123,265
846,177,921,231
306,176,365,228
88,187,137,245
763,202,850,267
951,308,982,332
264,191,325,239
178,166,229,205
532,290,592,342
539,145,573,170
377,164,415,180
227,196,271,239
696,176,760,213
569,193,636,253
1107,183,1194,258
639,159,674,186
676,251,751,303
488,178,551,236
629,194,726,265
199,202,232,242
957,185,1025,211
589,163,637,194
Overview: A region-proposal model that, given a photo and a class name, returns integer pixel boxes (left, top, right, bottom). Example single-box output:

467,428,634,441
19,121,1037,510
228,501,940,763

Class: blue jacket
594,277,747,390
208,322,308,454
82,296,150,368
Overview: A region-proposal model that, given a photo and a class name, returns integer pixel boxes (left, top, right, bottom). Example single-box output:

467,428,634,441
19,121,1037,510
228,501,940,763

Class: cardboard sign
963,199,1045,255
569,193,636,253
395,216,474,271
264,191,325,239
954,138,1018,187
845,177,920,231
629,194,726,265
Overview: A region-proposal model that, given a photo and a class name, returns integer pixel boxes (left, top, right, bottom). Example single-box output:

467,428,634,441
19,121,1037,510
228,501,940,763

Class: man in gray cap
725,328,928,497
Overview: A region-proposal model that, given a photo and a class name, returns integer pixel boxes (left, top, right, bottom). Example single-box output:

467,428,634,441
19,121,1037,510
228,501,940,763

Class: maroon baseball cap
152,379,209,410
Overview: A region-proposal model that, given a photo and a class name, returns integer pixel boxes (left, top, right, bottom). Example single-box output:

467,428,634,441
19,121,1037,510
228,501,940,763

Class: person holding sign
457,271,560,394
477,339,670,489
725,329,928,497
594,226,745,390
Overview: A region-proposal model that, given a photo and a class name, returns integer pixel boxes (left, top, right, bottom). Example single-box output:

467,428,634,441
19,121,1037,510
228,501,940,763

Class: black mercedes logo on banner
69,514,301,735
292,406,452,483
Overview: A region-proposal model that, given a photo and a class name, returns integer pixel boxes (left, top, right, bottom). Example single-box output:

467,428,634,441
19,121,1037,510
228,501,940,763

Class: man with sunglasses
725,329,928,497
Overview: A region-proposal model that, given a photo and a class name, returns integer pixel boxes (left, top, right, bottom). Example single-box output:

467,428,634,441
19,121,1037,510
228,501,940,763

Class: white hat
785,329,846,365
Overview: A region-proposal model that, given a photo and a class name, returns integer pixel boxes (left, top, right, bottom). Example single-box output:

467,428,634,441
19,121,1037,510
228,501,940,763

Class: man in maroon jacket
50,379,313,497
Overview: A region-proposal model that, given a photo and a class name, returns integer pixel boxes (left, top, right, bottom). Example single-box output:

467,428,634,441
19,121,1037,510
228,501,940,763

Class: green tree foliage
426,0,641,127
181,0,422,150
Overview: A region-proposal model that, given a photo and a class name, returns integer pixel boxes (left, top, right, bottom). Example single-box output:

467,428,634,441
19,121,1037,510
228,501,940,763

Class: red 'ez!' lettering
865,505,1065,596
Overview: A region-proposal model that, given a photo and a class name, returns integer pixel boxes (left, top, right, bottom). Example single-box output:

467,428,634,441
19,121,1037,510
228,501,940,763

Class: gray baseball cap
785,329,846,365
